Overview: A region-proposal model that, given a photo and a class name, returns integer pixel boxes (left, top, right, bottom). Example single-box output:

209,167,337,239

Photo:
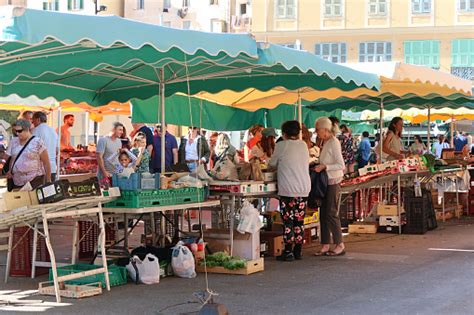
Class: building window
359,42,392,62
458,0,474,12
368,0,387,16
451,67,474,80
163,0,171,9
276,0,296,19
324,0,343,17
137,0,145,10
404,40,440,69
240,3,248,15
183,0,191,7
315,43,347,63
183,21,191,29
43,0,59,11
412,0,431,14
68,0,84,11
452,39,474,67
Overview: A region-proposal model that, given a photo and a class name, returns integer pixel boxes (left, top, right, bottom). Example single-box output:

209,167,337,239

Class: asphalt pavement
0,218,473,315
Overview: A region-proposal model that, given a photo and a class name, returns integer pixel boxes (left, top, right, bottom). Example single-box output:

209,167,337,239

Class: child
131,132,150,174
108,149,137,178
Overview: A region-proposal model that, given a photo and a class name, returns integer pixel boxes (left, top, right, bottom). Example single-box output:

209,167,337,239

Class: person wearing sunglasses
5,119,51,191
178,126,210,173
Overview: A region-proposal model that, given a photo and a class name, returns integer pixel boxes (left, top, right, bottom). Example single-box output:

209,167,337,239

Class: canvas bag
126,253,160,285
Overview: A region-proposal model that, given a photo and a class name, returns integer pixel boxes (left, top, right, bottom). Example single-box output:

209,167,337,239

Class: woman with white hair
213,133,238,165
314,117,346,256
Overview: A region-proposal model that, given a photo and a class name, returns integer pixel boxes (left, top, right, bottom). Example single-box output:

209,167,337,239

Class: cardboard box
2,191,39,212
204,229,260,261
379,215,400,227
260,232,284,257
348,222,378,234
262,172,276,182
377,204,401,216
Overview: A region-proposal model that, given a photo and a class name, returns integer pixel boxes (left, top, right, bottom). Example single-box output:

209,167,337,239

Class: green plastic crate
49,264,127,288
105,187,206,208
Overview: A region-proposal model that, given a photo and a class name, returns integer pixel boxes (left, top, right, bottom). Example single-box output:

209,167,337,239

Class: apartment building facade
0,0,125,16
251,0,474,80
124,0,252,33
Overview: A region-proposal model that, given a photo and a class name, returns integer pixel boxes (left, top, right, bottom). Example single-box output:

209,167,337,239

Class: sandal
327,250,346,257
314,250,330,256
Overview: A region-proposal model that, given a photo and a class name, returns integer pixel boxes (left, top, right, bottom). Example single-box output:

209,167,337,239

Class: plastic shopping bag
237,200,263,234
171,242,197,278
126,253,160,285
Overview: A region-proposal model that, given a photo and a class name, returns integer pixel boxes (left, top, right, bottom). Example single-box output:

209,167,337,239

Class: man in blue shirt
454,132,468,152
358,131,372,168
152,124,178,173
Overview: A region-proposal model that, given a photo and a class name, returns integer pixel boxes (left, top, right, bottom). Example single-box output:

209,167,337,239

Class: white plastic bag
171,242,197,278
237,200,263,234
126,253,160,285
212,157,238,181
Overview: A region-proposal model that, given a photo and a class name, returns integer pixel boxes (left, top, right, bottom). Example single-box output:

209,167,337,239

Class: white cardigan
319,136,345,184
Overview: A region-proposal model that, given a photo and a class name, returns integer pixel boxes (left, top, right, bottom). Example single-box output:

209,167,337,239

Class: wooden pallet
38,281,102,299
196,258,264,275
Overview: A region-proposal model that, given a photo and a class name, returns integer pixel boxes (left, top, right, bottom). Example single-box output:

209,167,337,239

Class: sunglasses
14,129,25,133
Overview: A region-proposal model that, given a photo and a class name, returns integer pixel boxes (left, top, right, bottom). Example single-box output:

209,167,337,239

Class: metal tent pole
298,92,302,139
379,99,384,163
56,107,61,180
427,106,431,148
160,69,166,173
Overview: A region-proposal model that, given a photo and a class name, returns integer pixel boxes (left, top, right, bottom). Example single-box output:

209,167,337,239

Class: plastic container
112,173,160,191
105,187,206,208
49,264,127,288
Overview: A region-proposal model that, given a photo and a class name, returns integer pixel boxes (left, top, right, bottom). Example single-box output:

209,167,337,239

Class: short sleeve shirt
10,137,47,186
152,132,178,171
96,136,122,176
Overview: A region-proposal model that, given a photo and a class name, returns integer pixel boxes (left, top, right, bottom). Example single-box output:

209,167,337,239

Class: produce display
199,252,246,270
61,155,98,175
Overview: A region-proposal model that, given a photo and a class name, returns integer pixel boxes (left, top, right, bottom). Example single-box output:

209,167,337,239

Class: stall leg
31,222,39,279
42,212,61,303
442,172,446,223
123,214,129,250
398,175,402,235
98,205,110,291
455,175,460,210
71,220,79,265
150,213,156,246
229,195,236,256
160,213,166,247
4,226,13,283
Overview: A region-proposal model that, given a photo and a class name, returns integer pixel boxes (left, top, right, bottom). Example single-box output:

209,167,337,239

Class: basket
105,187,206,208
112,173,160,190
49,264,127,288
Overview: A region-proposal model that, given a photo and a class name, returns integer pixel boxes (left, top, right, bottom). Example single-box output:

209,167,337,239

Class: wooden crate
196,258,264,275
348,223,378,234
38,281,102,299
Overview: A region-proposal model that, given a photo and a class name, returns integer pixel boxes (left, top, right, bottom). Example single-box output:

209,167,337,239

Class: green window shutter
43,2,48,10
68,0,72,10
80,0,84,9
452,39,474,67
55,0,59,10
404,40,440,68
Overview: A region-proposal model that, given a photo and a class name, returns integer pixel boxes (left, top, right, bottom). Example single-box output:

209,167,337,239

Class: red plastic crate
10,227,50,277
78,221,116,260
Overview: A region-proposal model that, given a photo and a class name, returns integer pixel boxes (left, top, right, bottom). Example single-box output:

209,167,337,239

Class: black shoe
293,244,302,260
276,251,295,262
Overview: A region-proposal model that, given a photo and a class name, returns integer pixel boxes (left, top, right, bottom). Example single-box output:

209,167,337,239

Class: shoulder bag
6,136,36,191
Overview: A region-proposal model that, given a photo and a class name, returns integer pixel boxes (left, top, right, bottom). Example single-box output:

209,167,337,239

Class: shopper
5,119,51,190
250,127,277,162
338,124,356,173
208,132,219,169
131,132,150,174
152,124,178,173
302,124,319,165
32,112,59,180
60,114,75,151
130,123,153,154
120,126,131,149
244,124,263,162
314,117,345,257
21,111,34,127
213,133,239,165
382,117,405,161
410,135,427,155
357,131,371,168
433,135,450,158
269,120,310,261
454,132,468,152
178,127,210,172
96,122,124,180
